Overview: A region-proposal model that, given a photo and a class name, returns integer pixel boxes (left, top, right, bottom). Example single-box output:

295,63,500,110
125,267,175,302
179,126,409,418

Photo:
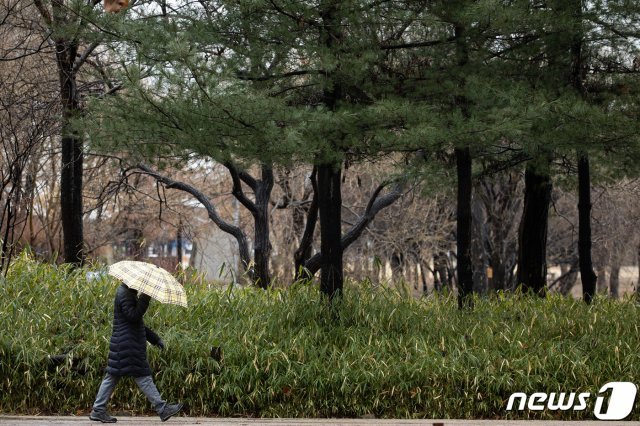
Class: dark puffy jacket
105,283,161,377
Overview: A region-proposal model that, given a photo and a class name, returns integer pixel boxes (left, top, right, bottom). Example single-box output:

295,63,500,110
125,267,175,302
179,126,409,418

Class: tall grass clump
1,254,638,419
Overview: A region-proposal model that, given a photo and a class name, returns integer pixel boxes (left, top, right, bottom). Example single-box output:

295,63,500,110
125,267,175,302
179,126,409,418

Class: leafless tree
0,0,60,272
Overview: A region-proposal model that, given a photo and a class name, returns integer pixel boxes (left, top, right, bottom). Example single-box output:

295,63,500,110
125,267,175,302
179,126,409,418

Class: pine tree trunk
577,152,597,303
253,165,274,289
60,132,83,265
471,192,488,295
294,206,317,281
517,160,552,296
294,168,317,281
56,39,84,265
491,253,507,293
317,163,343,300
317,2,344,301
456,147,474,308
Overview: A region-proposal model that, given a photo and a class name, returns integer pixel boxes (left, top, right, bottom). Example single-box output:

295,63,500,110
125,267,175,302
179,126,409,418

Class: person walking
90,282,182,423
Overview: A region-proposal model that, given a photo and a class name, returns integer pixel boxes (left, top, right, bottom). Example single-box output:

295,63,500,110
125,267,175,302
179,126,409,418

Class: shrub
1,254,638,419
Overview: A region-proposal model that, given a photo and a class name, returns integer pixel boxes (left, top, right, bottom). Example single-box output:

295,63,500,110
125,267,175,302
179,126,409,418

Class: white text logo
506,382,637,420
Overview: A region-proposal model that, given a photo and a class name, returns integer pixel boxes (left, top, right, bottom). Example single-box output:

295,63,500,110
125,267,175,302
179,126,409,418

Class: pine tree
82,1,427,295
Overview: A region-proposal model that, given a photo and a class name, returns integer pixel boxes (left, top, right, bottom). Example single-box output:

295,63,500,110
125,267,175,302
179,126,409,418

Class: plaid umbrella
107,261,188,308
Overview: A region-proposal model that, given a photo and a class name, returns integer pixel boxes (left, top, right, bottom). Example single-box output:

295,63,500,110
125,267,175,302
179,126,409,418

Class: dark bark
34,0,104,267
471,191,488,294
176,221,183,267
390,252,403,283
577,152,597,303
433,254,442,292
516,160,552,296
455,147,474,309
294,168,318,280
56,38,84,265
419,263,428,294
452,23,474,308
316,1,345,301
304,181,404,276
128,228,144,261
189,240,198,268
0,198,17,274
317,163,343,300
252,165,274,288
477,173,522,293
433,252,449,292
0,164,24,274
489,253,509,293
225,162,274,288
566,0,597,304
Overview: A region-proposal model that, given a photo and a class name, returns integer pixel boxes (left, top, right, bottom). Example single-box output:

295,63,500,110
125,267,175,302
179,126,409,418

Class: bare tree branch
33,0,53,26
135,163,251,270
304,180,405,275
224,162,258,215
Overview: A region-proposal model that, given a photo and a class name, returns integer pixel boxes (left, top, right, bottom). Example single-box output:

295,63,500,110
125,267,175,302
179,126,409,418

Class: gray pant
92,373,166,414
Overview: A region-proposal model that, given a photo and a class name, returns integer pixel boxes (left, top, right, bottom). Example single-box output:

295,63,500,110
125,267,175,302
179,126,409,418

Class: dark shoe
159,403,183,422
89,410,117,423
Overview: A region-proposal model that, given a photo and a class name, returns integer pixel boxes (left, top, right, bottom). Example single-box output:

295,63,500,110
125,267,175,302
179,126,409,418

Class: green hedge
1,254,638,419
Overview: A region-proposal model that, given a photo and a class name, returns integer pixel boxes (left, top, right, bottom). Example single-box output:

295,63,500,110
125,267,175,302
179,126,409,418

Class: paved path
1,417,639,425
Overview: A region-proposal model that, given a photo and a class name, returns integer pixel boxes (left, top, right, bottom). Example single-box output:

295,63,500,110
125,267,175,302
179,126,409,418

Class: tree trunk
433,252,448,292
558,262,578,296
490,254,507,293
471,191,488,295
566,0,598,303
294,168,318,281
452,21,474,308
577,152,598,303
176,221,183,268
137,163,252,274
456,147,474,308
253,165,274,289
189,240,197,268
317,163,343,300
56,39,84,265
317,1,345,301
130,228,144,261
517,160,551,296
419,263,428,294
391,252,403,284
303,181,404,278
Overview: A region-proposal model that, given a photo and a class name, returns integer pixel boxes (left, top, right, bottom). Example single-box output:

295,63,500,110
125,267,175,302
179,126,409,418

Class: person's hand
157,339,165,350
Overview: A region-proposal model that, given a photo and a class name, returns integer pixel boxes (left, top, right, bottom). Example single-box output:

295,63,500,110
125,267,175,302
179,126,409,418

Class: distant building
190,226,241,283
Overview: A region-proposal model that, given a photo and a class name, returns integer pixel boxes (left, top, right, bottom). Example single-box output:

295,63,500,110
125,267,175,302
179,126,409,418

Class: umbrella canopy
107,261,188,307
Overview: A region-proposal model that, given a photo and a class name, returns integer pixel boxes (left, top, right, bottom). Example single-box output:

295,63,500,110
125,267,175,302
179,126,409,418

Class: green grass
0,253,638,419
